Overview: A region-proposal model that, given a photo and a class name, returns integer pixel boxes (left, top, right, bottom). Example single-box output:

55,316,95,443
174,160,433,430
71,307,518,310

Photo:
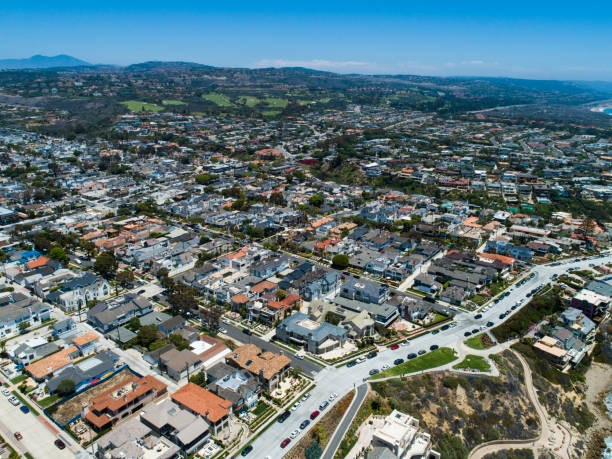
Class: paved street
243,253,612,458
221,324,324,376
321,383,368,459
0,394,77,458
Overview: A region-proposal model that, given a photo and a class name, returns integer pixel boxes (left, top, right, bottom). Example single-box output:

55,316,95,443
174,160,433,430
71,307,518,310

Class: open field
263,97,289,108
202,93,234,107
370,347,458,379
120,100,163,112
238,96,260,107
162,99,187,105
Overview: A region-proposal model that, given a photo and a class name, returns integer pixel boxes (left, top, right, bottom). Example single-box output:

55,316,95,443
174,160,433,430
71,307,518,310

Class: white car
1,388,10,397
381,364,390,371
400,340,408,346
291,402,300,411
329,393,337,401
8,396,20,406
356,356,366,363
290,429,300,439
218,328,227,334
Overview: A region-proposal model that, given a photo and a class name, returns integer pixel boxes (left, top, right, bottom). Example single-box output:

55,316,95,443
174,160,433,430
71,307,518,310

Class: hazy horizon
2,1,612,80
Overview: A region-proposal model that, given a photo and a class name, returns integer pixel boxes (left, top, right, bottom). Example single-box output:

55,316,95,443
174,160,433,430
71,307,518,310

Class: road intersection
243,253,612,458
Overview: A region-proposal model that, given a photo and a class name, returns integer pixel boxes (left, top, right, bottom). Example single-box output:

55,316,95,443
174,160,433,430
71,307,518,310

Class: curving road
240,253,611,458
469,350,571,459
321,383,368,459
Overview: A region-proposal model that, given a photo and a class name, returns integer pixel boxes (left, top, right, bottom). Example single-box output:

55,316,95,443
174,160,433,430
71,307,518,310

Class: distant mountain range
0,54,91,70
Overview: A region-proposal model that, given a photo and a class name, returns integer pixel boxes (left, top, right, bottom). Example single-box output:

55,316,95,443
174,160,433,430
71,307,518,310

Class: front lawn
37,394,60,407
370,347,458,379
452,355,491,372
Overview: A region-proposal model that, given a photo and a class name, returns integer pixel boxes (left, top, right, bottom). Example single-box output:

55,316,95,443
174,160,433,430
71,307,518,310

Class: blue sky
2,1,612,80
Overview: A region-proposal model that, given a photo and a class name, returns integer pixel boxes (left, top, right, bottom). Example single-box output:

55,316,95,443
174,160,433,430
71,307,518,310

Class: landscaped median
369,347,458,380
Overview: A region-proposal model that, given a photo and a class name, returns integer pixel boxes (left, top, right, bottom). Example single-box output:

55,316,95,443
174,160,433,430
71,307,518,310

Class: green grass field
202,93,234,107
162,99,187,105
465,334,489,350
370,347,458,379
238,96,260,107
120,100,163,112
453,355,491,372
263,97,289,108
261,110,281,116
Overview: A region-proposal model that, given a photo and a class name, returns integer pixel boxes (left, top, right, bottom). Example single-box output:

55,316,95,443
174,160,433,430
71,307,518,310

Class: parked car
20,405,29,414
241,445,253,456
394,358,404,365
1,388,10,397
367,351,378,359
346,360,357,368
14,432,22,441
280,438,291,448
54,439,66,450
381,364,390,371
290,429,300,439
300,420,310,430
464,331,472,337
8,396,19,406
356,356,366,363
390,344,399,350
277,411,291,423
487,321,494,327
319,401,329,410
418,350,426,356
242,328,252,335
291,402,301,411
430,344,439,351
407,353,417,359
310,410,320,420
301,393,311,401
474,314,482,319
369,369,379,376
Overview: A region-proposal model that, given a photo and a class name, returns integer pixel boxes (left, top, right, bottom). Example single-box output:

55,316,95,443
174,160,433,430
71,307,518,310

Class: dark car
346,360,357,368
474,313,482,319
241,445,253,456
430,344,439,351
499,314,506,319
281,438,291,448
369,369,379,376
20,405,29,414
54,439,65,450
407,353,417,359
300,420,310,430
431,329,440,335
242,328,252,335
418,349,426,356
278,410,291,423
441,324,450,331
511,305,517,310
394,358,404,365
367,351,378,359
472,329,479,334
310,410,320,420
137,289,146,294
319,401,329,410
487,321,494,327
464,331,472,337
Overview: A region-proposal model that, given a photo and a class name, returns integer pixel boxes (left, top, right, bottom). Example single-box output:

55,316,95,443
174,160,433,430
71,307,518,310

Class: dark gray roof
47,349,119,393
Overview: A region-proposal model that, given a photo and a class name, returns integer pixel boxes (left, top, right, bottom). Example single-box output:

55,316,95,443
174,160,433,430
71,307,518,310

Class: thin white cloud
254,58,374,70
461,60,486,65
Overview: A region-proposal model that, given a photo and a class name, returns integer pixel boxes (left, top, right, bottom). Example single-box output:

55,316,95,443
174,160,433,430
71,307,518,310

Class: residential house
170,383,233,435
225,344,291,392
